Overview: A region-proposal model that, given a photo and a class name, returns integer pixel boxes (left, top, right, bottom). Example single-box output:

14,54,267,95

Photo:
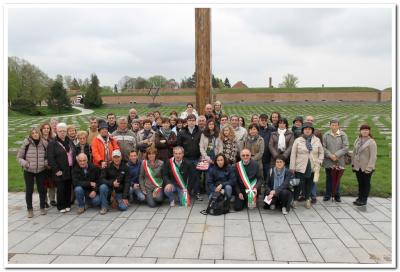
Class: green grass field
8,102,392,197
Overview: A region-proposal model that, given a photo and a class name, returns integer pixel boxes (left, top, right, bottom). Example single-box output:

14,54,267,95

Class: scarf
32,138,40,146
143,129,151,139
303,135,313,152
273,168,285,190
56,136,70,152
98,135,111,162
277,129,287,152
160,127,173,139
358,137,369,149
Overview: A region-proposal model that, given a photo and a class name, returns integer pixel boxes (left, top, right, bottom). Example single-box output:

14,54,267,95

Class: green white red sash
143,160,163,196
169,158,190,207
236,161,257,206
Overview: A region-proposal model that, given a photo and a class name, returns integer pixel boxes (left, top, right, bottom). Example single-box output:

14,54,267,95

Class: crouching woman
264,155,294,215
139,147,164,207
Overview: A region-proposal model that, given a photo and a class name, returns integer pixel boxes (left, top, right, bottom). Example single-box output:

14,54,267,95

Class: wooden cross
195,8,211,115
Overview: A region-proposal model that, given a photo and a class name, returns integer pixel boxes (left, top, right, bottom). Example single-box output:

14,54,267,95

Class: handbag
340,135,352,165
196,160,210,171
289,178,301,187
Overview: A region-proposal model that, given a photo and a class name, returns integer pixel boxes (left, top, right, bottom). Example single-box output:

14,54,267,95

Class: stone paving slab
6,193,393,266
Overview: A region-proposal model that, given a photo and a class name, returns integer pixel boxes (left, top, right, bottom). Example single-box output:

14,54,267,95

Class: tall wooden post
195,8,211,115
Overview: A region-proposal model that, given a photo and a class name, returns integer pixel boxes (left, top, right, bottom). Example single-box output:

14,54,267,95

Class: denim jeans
208,184,233,200
146,189,164,207
164,184,183,204
129,186,146,202
74,186,99,208
114,192,128,211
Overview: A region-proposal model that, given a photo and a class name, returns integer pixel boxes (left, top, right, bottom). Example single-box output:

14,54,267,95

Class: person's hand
215,184,223,192
238,193,244,200
123,199,129,206
165,184,173,192
253,188,257,196
160,140,166,144
101,161,107,169
142,190,147,195
330,154,337,161
270,190,275,196
55,171,62,176
113,180,120,188
89,191,96,198
90,182,96,188
133,183,140,189
267,194,273,201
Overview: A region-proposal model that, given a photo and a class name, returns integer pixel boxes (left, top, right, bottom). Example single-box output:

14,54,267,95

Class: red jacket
91,134,120,167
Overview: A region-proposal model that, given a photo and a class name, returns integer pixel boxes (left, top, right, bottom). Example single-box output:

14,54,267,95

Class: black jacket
75,143,92,162
177,126,202,160
207,165,236,193
72,162,100,192
47,138,76,181
234,160,263,195
163,158,196,193
264,167,293,195
259,125,276,164
99,161,130,199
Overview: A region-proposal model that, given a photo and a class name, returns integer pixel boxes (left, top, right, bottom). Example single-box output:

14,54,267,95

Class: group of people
17,101,378,218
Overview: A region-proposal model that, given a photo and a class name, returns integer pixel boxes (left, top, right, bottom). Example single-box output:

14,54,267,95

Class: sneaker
291,200,298,209
334,197,342,203
282,207,288,215
311,197,317,204
65,207,71,212
27,209,33,218
323,196,330,201
60,209,67,213
77,207,85,214
196,193,203,201
100,208,108,215
270,204,276,210
170,200,175,207
44,202,50,209
50,200,57,206
305,199,311,209
353,199,361,205
40,208,47,215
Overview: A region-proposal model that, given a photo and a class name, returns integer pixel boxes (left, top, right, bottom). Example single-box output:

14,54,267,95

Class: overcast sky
8,6,392,89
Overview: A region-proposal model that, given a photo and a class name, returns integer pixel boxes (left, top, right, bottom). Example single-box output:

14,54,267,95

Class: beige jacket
352,137,377,173
289,136,324,174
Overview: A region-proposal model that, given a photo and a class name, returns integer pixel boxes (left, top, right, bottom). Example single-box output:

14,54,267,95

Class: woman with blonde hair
216,125,238,164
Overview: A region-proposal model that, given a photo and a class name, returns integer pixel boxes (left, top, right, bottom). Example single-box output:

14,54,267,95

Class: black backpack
201,191,230,216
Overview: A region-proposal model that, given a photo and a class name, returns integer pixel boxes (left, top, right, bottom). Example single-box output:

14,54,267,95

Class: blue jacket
207,165,236,193
127,160,142,185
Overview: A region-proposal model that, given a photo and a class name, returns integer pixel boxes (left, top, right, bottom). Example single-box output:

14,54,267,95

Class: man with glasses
234,148,263,211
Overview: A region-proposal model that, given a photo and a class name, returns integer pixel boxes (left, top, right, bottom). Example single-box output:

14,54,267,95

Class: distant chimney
269,77,272,88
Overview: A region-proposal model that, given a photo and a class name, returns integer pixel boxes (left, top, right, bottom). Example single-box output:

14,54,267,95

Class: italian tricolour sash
169,158,190,207
143,160,163,197
236,161,257,206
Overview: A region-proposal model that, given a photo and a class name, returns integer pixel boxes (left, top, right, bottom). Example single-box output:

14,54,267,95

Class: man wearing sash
234,148,263,211
163,146,195,207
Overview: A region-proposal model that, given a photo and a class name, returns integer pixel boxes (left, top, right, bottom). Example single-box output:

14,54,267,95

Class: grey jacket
322,130,349,168
139,160,164,191
199,133,220,161
17,137,48,173
242,135,265,165
352,137,377,173
112,128,137,161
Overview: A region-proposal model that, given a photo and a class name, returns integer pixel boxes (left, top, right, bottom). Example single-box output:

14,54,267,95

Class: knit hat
301,122,314,133
293,115,303,124
98,120,108,131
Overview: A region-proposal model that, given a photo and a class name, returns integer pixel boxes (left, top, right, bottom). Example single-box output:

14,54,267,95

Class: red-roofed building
232,81,248,88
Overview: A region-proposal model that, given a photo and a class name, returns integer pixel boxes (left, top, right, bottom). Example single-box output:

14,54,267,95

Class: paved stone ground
7,192,392,266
